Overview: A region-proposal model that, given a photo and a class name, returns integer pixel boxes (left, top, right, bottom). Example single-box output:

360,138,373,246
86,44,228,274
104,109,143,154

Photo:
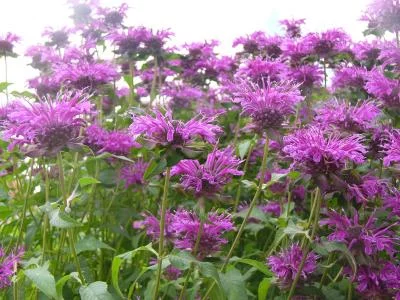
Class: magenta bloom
162,83,203,109
320,210,397,256
315,99,381,133
283,65,323,90
0,32,20,56
0,247,24,289
85,124,139,156
351,263,400,299
259,201,281,217
233,80,304,130
383,130,400,167
171,147,243,196
331,66,368,91
365,70,400,108
283,126,366,176
280,19,306,38
236,57,287,85
120,160,149,188
3,91,95,157
267,244,318,289
53,60,120,91
303,29,350,57
170,209,234,258
363,0,400,33
346,175,385,204
133,211,174,243
384,187,400,217
129,110,222,147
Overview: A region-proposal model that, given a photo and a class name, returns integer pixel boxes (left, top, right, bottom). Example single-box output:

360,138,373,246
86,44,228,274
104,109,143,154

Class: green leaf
78,177,101,187
198,262,223,289
112,244,158,299
238,140,251,159
283,220,310,240
144,158,167,180
25,265,57,299
258,277,272,300
321,286,345,300
76,236,114,254
314,240,357,275
220,268,248,300
0,82,12,93
230,258,273,276
49,208,81,228
56,273,80,300
79,281,114,300
10,90,36,99
168,251,197,270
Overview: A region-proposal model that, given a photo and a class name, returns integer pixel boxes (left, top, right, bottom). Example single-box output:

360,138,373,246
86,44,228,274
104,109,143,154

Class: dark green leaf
25,265,57,299
79,281,114,300
76,236,114,254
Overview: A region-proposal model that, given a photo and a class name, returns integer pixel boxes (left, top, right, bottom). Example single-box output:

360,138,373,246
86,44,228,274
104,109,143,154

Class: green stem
149,57,158,109
57,152,86,284
233,143,255,212
396,31,399,48
153,167,171,300
286,188,322,300
232,114,242,146
16,159,35,249
202,134,269,300
42,163,50,264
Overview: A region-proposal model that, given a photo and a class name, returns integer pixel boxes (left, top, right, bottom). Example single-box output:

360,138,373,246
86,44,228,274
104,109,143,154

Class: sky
0,0,370,100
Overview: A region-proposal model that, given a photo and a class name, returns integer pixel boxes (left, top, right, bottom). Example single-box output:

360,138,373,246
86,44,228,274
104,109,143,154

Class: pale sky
0,0,370,100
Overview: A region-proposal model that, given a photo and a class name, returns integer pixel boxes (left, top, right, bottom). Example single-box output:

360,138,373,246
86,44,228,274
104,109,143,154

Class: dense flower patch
0,0,400,299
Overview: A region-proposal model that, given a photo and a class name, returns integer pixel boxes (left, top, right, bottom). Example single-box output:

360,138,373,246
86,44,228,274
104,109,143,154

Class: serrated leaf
79,281,114,300
220,268,248,300
25,266,57,299
168,251,197,270
198,262,223,289
76,236,114,254
49,208,81,228
79,177,101,187
258,277,271,300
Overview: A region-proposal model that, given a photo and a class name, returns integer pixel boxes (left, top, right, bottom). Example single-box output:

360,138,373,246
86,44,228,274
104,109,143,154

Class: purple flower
170,147,243,196
351,263,400,299
384,187,400,217
280,19,306,38
0,33,20,56
129,110,222,147
331,66,368,91
267,244,318,289
365,69,400,108
53,60,120,91
259,201,281,217
283,126,366,176
363,0,400,33
133,211,174,243
303,29,351,58
346,175,385,204
320,210,397,256
233,80,304,130
0,247,24,289
315,99,381,133
42,27,71,48
233,33,282,58
120,160,149,188
85,124,139,155
236,58,287,85
3,91,95,157
162,83,203,109
383,129,400,167
283,65,323,90
170,209,234,258
96,3,128,28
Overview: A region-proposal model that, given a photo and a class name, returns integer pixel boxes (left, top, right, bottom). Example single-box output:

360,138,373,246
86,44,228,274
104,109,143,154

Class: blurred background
0,0,369,93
